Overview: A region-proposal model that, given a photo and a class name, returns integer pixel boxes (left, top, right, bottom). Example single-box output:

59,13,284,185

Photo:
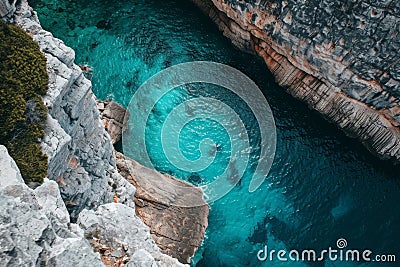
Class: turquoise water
32,0,400,266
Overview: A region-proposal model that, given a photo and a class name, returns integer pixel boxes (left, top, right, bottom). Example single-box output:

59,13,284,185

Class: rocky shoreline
96,100,129,145
0,0,208,266
0,145,187,266
191,0,400,163
96,99,209,264
116,152,208,264
2,0,399,265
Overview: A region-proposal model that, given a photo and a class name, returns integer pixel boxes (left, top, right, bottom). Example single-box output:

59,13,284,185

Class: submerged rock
116,153,209,264
96,19,112,30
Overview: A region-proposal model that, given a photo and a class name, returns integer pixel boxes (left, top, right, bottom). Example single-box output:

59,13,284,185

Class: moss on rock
0,20,48,186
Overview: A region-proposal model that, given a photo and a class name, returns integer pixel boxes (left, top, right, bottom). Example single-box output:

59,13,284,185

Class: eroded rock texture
97,100,129,145
0,146,106,267
11,0,121,220
191,0,400,162
1,1,200,265
77,203,186,267
0,182,106,267
0,0,16,19
0,147,185,267
116,153,209,264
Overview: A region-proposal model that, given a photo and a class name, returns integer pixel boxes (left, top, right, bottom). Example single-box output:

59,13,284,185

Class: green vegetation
0,20,48,185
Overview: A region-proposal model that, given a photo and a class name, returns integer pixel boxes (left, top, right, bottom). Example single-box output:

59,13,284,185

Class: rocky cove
0,0,400,267
0,0,207,266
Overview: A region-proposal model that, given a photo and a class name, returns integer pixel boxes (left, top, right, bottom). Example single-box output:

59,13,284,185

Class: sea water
32,0,400,266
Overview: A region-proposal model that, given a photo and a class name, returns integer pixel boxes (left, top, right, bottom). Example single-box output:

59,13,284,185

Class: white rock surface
0,179,105,266
0,0,16,19
0,142,104,266
13,0,120,220
0,145,24,188
78,203,186,267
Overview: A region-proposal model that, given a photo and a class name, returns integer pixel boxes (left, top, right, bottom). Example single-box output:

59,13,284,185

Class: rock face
0,181,107,267
0,145,25,187
12,0,118,220
0,148,185,266
0,144,182,267
0,0,16,19
116,153,209,264
0,149,106,267
191,0,400,162
77,203,186,267
97,100,129,145
1,0,204,265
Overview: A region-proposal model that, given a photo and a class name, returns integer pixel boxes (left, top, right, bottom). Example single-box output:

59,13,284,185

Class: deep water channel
32,0,400,266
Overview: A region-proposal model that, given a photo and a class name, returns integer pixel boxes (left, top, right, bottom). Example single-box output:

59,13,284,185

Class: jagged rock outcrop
10,0,124,220
97,100,129,145
191,0,400,162
0,145,25,187
1,1,207,265
0,0,15,19
116,153,209,264
0,147,105,267
0,147,185,266
95,100,209,264
0,182,107,267
77,203,186,267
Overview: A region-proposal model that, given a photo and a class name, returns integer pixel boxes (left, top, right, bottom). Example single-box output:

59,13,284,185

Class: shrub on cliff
0,20,48,186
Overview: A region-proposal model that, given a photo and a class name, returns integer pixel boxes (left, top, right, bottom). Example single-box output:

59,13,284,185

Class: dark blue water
32,0,400,266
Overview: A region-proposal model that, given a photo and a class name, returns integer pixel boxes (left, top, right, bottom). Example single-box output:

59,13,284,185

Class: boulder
116,153,209,264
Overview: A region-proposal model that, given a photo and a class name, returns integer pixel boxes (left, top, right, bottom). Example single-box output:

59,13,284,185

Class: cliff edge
191,0,400,162
0,0,207,265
